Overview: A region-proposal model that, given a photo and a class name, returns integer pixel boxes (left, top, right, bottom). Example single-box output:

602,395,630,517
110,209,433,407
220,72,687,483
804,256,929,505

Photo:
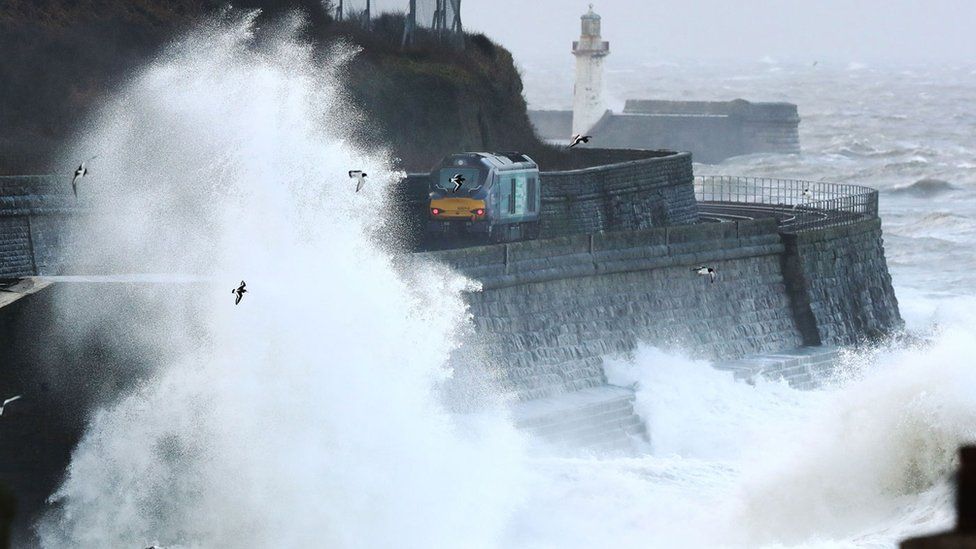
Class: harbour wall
529,99,800,163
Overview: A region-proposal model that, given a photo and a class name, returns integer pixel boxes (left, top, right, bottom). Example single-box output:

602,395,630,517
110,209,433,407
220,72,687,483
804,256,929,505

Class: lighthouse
572,4,610,136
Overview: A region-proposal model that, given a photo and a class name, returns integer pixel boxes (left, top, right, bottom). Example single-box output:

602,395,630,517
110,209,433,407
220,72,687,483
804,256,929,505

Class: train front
427,154,490,237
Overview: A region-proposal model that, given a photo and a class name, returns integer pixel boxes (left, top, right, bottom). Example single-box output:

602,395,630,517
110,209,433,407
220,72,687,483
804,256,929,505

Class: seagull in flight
569,134,591,148
349,170,367,193
802,188,813,199
450,173,465,193
71,156,97,198
0,395,22,416
692,266,717,284
232,281,247,305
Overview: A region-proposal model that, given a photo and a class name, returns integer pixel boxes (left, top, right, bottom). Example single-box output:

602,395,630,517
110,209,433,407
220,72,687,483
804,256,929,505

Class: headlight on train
431,208,440,215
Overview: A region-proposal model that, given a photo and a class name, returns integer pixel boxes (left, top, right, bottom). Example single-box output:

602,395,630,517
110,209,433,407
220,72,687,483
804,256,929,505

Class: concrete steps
712,345,842,389
507,345,841,456
511,385,648,454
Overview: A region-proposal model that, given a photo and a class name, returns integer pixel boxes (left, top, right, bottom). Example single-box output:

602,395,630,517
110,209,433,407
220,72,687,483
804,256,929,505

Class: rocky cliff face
342,28,543,172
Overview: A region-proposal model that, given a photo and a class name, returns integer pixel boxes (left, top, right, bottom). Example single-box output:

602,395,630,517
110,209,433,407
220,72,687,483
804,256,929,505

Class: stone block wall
739,102,801,155
781,218,902,346
422,218,803,400
539,152,698,238
0,176,75,277
0,217,34,277
532,100,801,163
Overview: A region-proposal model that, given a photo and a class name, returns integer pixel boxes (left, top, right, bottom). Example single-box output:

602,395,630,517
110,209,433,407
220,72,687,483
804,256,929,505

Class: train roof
436,152,538,172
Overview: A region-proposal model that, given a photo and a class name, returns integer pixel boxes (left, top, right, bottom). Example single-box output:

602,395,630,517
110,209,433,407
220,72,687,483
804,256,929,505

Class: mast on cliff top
402,0,463,49
572,4,610,136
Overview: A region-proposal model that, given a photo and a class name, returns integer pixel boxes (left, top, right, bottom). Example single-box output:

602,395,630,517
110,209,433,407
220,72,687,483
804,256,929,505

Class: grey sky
461,0,976,65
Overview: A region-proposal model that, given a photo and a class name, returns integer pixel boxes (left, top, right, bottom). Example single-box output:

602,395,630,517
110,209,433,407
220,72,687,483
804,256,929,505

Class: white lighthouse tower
572,4,610,136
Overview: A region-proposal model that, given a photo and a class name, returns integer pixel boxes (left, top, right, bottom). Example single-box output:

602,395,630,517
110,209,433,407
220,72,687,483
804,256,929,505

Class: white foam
39,12,528,548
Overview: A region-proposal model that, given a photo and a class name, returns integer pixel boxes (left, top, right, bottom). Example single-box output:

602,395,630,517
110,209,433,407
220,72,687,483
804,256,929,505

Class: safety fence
695,175,879,233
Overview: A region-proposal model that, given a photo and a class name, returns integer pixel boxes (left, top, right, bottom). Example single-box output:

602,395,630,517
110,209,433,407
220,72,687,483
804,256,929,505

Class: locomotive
427,152,541,242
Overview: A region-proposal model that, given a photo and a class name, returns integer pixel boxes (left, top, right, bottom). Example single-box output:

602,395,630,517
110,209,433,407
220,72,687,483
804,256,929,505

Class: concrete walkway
712,345,843,390
0,278,50,309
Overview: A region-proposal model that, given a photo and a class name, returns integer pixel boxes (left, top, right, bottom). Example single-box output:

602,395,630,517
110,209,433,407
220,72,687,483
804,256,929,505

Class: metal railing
695,175,879,233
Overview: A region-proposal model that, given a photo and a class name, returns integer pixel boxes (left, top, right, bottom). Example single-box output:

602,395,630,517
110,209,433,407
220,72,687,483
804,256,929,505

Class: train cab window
527,177,537,212
509,179,517,214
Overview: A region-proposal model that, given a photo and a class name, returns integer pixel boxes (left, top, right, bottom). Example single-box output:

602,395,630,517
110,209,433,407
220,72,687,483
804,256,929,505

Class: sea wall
422,214,902,400
539,152,698,237
0,176,76,277
420,218,804,400
781,217,902,346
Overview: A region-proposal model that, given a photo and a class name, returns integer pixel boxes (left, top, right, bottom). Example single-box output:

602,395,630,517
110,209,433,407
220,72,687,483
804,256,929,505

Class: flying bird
450,173,465,193
349,170,367,193
70,156,97,197
569,134,592,148
692,266,717,284
232,281,247,305
802,188,813,199
0,395,22,416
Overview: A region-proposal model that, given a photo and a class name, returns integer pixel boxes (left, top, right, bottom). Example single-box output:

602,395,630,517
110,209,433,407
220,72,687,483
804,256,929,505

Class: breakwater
529,99,801,163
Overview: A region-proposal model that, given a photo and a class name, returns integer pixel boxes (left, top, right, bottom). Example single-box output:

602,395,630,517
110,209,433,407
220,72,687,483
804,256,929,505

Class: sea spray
605,347,815,462
39,11,526,548
736,328,976,545
531,340,972,549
